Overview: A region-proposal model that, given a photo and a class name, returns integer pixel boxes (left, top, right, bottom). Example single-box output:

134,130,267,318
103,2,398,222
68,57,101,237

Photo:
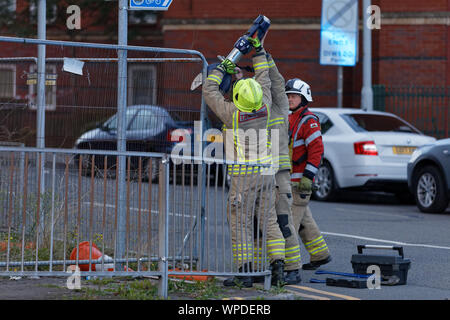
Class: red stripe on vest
238,105,268,123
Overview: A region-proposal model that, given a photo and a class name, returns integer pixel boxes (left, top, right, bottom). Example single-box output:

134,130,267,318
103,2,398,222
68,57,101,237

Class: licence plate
392,146,416,155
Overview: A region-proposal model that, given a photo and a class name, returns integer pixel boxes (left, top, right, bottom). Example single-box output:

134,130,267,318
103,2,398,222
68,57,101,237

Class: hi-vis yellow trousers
228,171,288,270
291,187,330,262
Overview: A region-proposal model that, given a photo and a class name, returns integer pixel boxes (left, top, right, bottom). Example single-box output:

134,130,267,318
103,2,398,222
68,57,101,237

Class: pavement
0,274,362,301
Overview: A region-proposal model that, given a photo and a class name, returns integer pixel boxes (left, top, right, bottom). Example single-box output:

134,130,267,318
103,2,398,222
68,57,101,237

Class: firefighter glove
217,59,238,75
246,36,263,52
298,177,312,192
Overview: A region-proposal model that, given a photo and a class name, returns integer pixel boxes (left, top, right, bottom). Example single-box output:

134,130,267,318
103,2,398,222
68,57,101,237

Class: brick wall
164,0,322,19
162,0,450,108
378,0,448,12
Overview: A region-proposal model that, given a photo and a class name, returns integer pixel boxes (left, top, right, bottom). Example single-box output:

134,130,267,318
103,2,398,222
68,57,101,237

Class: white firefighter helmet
285,78,313,102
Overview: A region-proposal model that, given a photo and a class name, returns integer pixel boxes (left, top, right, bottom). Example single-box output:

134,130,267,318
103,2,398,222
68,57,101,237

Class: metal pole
361,0,373,111
37,0,46,150
337,66,344,108
37,0,46,242
158,156,169,298
116,0,128,270
199,60,210,270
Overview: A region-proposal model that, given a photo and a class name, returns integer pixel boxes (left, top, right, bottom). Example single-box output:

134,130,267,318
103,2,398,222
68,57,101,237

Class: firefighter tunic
288,106,330,261
203,49,297,269
266,53,301,271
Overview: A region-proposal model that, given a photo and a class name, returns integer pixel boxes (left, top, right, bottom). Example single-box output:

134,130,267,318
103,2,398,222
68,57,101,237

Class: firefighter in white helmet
203,36,299,287
286,78,332,270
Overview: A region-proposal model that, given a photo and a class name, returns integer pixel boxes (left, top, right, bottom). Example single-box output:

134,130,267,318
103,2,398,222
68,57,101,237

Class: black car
407,138,450,213
74,105,195,181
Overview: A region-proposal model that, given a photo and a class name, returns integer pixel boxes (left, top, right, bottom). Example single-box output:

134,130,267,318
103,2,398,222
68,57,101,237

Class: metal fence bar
49,153,56,272
20,153,29,272
445,86,449,138
0,257,190,268
158,156,169,298
0,36,207,62
372,84,450,139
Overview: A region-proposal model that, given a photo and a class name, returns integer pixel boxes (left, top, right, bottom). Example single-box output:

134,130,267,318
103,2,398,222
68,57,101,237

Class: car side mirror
100,123,110,132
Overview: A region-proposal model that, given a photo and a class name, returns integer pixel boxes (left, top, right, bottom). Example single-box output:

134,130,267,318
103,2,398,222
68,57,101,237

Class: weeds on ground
268,283,288,295
68,277,226,300
169,278,225,300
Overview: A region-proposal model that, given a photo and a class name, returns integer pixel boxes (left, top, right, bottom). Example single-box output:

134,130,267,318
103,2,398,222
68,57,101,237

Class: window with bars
28,65,57,111
128,64,157,106
0,65,16,99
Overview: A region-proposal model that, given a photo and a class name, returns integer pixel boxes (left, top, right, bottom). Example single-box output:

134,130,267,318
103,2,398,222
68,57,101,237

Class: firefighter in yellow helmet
264,54,302,284
203,36,299,287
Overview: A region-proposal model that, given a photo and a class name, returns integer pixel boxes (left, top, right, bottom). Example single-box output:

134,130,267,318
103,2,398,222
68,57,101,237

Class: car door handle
443,149,449,156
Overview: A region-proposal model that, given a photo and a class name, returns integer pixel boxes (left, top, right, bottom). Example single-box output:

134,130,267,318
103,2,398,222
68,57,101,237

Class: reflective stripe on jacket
202,49,273,176
288,107,324,182
228,104,272,175
266,54,291,171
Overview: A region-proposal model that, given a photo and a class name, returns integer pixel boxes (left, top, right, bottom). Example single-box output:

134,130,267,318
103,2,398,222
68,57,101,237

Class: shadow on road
324,190,450,214
329,190,413,205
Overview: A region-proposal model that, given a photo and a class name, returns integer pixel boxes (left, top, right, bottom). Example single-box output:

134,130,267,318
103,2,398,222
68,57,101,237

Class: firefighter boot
302,256,332,270
271,260,286,286
223,264,253,288
285,269,302,284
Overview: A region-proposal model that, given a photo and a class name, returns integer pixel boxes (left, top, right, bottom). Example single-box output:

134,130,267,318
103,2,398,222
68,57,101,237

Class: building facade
162,0,449,107
0,0,449,147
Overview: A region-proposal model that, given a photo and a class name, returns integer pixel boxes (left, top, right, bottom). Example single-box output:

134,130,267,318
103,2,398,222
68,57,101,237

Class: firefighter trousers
274,170,302,271
291,186,330,262
228,171,287,270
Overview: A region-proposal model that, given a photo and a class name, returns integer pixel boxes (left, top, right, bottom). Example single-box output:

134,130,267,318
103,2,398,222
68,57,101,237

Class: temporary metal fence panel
166,155,273,281
0,147,273,293
0,39,206,149
373,85,450,139
0,36,274,297
0,147,167,275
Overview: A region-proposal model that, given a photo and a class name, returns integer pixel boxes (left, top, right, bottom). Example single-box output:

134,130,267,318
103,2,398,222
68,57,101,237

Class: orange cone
70,241,114,271
168,268,213,281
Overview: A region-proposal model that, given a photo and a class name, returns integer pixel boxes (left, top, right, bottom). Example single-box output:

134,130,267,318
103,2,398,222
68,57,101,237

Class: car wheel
145,158,160,183
414,165,449,213
312,161,338,201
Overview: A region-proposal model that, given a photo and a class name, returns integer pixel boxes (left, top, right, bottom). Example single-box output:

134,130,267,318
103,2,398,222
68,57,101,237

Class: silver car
407,138,450,213
309,108,436,201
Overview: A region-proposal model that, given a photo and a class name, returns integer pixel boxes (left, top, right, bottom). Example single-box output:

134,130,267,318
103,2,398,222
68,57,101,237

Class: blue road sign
320,0,358,66
129,0,173,11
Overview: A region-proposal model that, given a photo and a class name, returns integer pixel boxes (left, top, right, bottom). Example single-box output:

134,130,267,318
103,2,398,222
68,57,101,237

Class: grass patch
169,278,225,300
68,277,227,300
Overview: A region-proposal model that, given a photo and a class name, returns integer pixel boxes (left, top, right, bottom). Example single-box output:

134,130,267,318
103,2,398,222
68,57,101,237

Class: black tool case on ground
351,245,411,285
326,277,367,289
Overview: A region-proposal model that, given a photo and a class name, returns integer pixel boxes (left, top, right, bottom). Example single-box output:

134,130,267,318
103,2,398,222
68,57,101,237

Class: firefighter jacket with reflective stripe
288,107,324,182
203,49,273,175
266,54,291,171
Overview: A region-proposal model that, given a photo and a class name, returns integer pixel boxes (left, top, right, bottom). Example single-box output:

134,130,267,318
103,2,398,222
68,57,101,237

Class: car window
314,112,334,134
341,114,421,134
104,109,137,131
130,109,159,130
